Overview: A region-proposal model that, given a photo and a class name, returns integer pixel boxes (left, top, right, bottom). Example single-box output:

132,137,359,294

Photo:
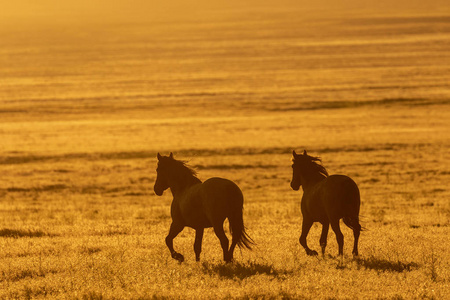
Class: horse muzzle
290,181,300,191
154,185,164,196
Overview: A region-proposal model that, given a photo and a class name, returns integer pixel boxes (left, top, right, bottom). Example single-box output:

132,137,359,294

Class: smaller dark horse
291,150,362,257
154,153,254,262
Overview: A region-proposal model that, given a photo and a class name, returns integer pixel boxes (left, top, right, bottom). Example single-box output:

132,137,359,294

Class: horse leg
166,222,185,262
194,228,204,262
213,224,230,262
300,218,318,256
352,221,361,257
320,221,329,257
330,219,344,256
228,237,238,262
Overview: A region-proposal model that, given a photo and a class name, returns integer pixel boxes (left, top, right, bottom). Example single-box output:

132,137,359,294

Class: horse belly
179,197,213,229
177,178,242,228
303,198,328,223
184,212,212,229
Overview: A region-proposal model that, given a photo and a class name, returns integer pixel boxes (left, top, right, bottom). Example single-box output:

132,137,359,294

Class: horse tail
343,180,364,231
343,216,363,231
228,192,255,250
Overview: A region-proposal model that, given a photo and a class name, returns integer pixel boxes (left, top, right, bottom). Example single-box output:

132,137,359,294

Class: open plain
1,1,449,299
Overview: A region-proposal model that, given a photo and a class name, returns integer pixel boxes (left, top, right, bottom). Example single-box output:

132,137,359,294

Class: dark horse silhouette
154,153,254,262
291,150,361,257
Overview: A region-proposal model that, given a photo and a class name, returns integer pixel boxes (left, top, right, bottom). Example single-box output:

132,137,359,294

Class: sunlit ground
1,1,449,299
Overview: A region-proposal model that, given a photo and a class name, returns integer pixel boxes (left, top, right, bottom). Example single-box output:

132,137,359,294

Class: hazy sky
2,0,448,26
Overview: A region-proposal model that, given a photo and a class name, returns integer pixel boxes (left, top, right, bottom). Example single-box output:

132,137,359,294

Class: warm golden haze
1,0,449,299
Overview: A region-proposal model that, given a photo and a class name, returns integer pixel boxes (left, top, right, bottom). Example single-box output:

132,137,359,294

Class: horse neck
301,172,326,192
168,173,201,196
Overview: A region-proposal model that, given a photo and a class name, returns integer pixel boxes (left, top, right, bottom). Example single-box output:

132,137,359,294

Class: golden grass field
1,1,449,299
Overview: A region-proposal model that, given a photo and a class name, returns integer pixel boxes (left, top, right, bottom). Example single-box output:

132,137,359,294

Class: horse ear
292,150,297,157
157,153,162,160
169,152,174,159
303,150,307,155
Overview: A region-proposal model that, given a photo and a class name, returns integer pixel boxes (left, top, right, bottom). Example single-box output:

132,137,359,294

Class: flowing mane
293,154,329,178
169,158,199,179
160,156,202,187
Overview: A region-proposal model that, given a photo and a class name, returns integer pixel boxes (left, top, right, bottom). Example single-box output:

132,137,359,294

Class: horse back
176,177,243,229
303,175,360,222
324,175,359,200
323,175,360,217
200,177,244,212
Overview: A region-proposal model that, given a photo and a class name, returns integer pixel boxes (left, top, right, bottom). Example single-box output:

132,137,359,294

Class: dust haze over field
1,0,449,299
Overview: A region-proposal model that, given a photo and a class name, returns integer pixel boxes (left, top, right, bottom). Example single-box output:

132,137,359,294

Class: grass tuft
0,228,49,238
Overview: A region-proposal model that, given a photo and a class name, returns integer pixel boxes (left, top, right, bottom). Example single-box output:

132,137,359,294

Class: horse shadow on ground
353,256,419,272
201,256,419,278
201,260,292,280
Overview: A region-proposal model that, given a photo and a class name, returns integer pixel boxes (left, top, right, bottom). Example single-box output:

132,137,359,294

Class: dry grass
1,1,450,299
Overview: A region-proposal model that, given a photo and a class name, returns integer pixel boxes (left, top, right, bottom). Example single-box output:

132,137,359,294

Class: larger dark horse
291,150,362,257
154,153,254,262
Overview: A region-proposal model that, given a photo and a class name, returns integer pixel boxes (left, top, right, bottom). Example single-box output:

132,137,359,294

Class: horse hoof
224,256,233,263
225,257,234,263
172,253,184,262
307,250,318,256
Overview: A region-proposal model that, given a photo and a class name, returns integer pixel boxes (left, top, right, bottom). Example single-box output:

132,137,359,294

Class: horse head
291,150,328,191
291,150,304,190
154,152,174,196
